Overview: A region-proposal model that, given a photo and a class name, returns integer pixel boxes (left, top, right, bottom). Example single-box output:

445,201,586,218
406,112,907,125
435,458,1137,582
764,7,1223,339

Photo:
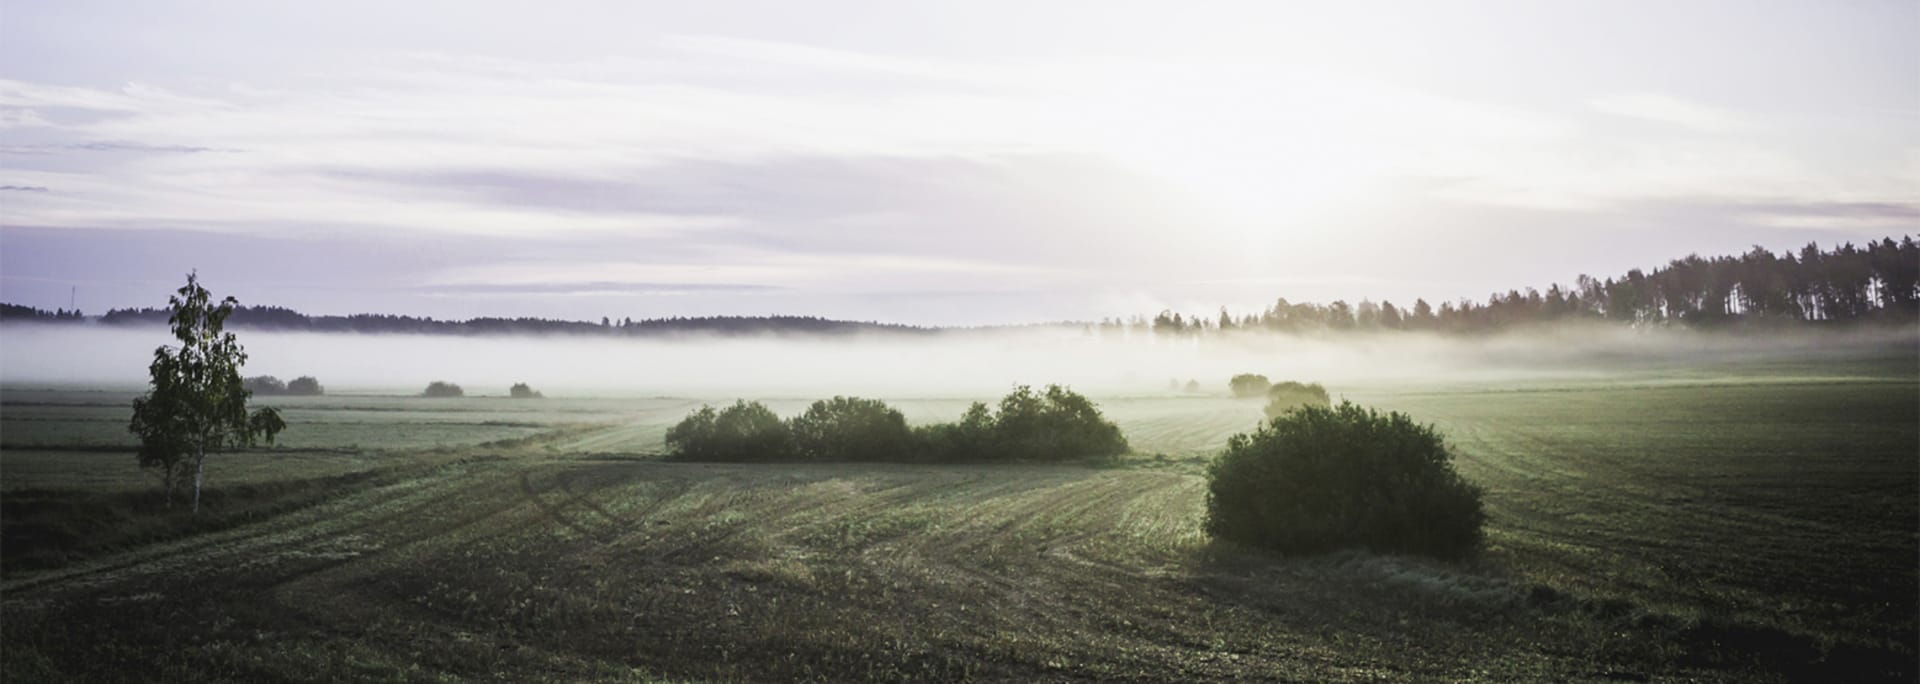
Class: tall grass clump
1263,381,1331,417
1206,401,1484,559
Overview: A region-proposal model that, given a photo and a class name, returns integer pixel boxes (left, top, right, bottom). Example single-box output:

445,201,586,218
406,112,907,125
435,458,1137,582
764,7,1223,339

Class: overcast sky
2,1,1915,325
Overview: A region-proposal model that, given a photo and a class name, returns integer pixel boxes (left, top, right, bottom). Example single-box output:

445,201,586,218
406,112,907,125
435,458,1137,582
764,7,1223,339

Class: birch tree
129,273,284,513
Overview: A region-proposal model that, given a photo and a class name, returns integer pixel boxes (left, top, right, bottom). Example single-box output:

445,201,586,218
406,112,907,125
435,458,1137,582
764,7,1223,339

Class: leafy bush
1264,381,1331,417
913,402,995,463
1228,373,1272,398
789,396,913,462
422,381,464,398
1206,402,1485,559
509,382,543,399
989,385,1129,461
286,376,324,395
664,400,793,462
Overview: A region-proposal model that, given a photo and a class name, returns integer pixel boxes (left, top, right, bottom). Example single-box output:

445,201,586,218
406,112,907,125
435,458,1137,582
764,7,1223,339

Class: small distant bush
422,381,464,398
509,382,543,399
789,396,913,462
1183,379,1202,394
664,400,793,462
243,375,287,395
1228,373,1272,398
1264,381,1331,417
286,376,324,396
1206,401,1485,559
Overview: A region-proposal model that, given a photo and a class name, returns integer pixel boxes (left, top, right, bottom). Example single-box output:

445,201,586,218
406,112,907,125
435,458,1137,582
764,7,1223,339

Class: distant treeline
4,237,1913,337
2,304,929,337
1110,237,1918,335
0,304,87,322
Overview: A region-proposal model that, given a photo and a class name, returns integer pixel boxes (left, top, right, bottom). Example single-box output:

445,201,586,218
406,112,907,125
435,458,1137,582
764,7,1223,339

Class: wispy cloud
2,2,1915,322
1591,93,1760,134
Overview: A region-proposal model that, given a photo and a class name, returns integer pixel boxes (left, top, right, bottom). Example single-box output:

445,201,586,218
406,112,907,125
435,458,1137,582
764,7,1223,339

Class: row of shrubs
664,385,1129,464
418,381,543,398
243,375,324,396
1225,373,1335,417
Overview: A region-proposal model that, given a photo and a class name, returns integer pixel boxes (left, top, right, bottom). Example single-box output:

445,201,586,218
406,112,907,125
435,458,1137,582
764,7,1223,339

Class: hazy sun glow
0,1,1914,324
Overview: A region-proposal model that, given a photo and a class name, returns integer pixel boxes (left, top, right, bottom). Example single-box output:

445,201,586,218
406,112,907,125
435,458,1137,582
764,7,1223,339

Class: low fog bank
1,322,1912,398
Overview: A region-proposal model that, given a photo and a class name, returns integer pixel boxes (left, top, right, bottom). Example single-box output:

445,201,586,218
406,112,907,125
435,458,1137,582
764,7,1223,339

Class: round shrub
789,396,913,462
1263,381,1331,417
1206,401,1484,559
1228,373,1272,398
422,381,464,398
286,376,324,396
664,400,793,462
244,375,287,395
989,384,1129,462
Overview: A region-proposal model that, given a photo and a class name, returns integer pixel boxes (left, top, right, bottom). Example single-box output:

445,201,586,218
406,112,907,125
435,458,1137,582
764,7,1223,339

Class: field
2,357,1915,682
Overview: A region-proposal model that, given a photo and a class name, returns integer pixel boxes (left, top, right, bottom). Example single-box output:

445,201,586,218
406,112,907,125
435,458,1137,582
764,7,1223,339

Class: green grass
2,360,1914,682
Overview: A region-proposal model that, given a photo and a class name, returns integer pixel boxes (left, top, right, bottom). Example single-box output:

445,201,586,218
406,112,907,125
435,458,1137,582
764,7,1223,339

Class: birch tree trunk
192,446,206,514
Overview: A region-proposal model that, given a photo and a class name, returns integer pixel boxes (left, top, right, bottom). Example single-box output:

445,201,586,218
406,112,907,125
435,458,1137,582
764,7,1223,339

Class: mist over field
4,323,1911,397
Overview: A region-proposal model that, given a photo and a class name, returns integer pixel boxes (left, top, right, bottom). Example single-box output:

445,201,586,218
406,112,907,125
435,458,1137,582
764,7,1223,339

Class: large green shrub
1206,402,1484,559
1263,381,1331,417
664,400,793,462
789,396,914,462
988,385,1129,462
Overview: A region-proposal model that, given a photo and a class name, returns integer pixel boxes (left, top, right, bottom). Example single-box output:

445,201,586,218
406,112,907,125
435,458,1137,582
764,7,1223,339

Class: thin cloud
1591,93,1761,134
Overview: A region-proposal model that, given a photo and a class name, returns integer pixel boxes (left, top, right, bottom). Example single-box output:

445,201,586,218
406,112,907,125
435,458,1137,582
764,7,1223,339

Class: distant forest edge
2,237,1914,337
0,305,931,337
1127,236,1919,335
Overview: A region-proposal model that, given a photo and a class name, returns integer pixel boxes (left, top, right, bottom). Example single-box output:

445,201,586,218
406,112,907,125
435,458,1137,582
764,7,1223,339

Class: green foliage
286,376,324,395
509,382,543,399
1228,373,1271,398
789,396,913,462
987,385,1129,462
663,400,793,462
422,381,465,398
127,272,283,512
249,407,286,446
1206,401,1484,559
1264,381,1332,417
914,401,995,463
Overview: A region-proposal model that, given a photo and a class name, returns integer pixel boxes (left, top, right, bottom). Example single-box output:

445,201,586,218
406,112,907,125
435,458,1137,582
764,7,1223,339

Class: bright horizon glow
1,1,1915,325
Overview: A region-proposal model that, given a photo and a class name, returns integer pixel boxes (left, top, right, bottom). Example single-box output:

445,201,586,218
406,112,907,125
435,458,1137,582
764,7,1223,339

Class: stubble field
1,356,1914,682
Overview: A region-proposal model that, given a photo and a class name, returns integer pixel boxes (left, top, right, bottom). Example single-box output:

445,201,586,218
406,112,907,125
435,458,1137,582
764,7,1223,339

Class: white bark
192,447,205,514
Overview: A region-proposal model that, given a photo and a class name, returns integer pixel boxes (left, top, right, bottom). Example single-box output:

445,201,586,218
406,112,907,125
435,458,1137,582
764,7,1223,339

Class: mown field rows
2,366,1915,681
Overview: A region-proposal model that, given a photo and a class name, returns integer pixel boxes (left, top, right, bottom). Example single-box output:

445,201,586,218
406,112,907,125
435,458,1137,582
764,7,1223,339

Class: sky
1,1,1915,326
